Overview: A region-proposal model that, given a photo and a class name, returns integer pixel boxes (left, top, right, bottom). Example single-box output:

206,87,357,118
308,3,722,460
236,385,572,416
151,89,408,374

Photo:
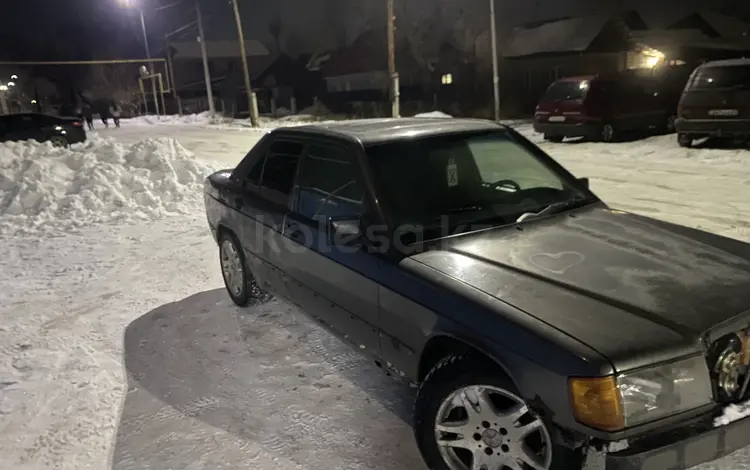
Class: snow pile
714,399,750,427
126,112,214,126
414,111,453,118
0,136,216,235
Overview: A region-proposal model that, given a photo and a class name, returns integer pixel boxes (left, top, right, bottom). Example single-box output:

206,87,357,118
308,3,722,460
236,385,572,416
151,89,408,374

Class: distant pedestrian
109,103,121,128
100,106,109,128
82,105,94,131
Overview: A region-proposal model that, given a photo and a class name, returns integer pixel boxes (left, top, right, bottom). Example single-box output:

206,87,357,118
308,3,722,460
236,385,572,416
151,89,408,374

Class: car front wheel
49,136,69,148
414,354,584,470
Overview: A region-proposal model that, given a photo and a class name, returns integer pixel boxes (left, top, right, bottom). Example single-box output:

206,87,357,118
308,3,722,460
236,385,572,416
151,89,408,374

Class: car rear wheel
49,136,69,148
665,115,677,133
218,231,268,307
677,133,693,148
599,124,615,143
414,354,584,470
543,134,564,143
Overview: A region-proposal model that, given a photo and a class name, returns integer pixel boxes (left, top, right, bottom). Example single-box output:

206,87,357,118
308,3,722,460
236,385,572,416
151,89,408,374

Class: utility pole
387,0,399,117
489,0,500,122
0,91,8,115
165,36,183,115
230,0,259,127
196,0,215,116
139,10,160,117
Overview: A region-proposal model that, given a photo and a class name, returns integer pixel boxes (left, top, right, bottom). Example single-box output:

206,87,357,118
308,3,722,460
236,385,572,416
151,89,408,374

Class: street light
119,0,153,73
119,0,161,116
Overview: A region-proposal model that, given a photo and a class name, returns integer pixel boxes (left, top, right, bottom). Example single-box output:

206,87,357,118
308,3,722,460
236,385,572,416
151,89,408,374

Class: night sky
2,0,748,61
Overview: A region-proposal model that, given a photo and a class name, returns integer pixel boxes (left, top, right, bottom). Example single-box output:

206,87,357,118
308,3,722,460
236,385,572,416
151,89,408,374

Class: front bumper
675,118,750,138
533,121,599,138
606,411,750,470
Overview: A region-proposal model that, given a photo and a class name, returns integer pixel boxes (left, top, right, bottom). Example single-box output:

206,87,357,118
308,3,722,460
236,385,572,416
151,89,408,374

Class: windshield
542,80,589,101
689,65,750,90
366,131,593,237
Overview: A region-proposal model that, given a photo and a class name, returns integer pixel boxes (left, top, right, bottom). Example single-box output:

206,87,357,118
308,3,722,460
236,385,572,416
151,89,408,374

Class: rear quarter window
542,80,589,101
688,65,750,90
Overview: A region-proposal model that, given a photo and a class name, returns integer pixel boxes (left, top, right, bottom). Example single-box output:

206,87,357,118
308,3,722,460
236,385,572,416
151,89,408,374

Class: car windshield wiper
516,197,589,223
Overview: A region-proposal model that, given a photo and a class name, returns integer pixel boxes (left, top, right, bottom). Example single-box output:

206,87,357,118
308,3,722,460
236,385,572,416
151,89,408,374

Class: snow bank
126,112,214,126
714,400,750,427
0,136,216,236
414,111,453,118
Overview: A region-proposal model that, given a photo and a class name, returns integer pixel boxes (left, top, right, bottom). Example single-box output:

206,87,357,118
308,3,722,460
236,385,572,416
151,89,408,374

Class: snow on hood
0,136,217,236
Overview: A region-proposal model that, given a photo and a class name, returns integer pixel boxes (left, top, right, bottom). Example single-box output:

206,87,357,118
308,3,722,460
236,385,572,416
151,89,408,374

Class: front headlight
617,355,713,427
569,355,713,431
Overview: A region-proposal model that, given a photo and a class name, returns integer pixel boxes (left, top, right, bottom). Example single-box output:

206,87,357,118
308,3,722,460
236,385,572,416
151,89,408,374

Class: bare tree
83,64,142,111
269,16,283,53
395,0,491,70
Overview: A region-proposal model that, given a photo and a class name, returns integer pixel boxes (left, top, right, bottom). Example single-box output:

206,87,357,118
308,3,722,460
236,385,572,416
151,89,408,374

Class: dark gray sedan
204,117,750,470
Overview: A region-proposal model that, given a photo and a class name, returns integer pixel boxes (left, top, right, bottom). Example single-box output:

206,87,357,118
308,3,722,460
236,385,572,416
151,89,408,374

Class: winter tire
414,354,585,470
218,230,256,307
677,133,693,148
599,124,615,143
49,136,69,148
665,115,677,133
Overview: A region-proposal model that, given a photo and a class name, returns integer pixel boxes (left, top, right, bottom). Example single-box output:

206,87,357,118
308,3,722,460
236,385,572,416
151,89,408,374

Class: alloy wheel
220,238,244,297
434,385,552,470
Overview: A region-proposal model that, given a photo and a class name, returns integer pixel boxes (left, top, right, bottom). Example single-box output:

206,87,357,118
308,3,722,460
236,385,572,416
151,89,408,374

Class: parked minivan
676,58,750,147
534,67,691,143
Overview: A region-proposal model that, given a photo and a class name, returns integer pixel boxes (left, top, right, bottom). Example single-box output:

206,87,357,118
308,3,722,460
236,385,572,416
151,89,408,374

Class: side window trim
292,137,368,225
257,137,307,209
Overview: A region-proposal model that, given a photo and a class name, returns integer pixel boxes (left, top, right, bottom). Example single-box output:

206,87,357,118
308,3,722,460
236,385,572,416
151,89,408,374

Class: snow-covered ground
1,115,750,470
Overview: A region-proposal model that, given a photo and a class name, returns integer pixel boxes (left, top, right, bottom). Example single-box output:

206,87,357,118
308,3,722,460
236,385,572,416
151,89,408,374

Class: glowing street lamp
10,74,17,80
7,82,14,87
0,85,7,91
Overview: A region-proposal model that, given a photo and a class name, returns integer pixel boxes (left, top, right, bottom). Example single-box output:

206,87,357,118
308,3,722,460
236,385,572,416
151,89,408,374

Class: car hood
404,205,750,370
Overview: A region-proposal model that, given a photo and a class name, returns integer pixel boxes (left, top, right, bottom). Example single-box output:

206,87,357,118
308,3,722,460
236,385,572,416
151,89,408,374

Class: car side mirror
577,177,589,189
328,217,362,246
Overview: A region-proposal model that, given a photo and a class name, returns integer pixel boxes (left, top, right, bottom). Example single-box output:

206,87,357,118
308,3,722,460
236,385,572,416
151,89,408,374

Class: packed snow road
1,116,750,470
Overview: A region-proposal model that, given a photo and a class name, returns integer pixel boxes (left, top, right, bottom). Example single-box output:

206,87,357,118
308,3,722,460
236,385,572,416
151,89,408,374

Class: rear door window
295,144,365,221
689,65,750,90
542,80,589,101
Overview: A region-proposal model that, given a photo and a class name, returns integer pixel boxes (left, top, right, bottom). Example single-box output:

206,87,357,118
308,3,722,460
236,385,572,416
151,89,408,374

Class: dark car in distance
0,113,86,147
534,66,691,143
204,118,750,470
676,58,750,147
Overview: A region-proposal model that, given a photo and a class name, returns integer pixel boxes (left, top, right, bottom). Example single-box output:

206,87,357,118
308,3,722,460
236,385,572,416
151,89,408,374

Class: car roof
556,75,597,82
700,57,750,68
273,117,507,145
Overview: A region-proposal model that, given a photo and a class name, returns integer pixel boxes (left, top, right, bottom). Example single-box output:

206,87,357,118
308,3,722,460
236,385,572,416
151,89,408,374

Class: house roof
633,11,750,53
697,12,750,39
321,29,418,78
171,40,269,60
502,10,646,58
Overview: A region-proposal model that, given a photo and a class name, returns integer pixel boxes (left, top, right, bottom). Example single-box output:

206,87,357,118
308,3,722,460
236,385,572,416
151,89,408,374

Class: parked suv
534,68,689,143
676,58,750,147
205,118,750,470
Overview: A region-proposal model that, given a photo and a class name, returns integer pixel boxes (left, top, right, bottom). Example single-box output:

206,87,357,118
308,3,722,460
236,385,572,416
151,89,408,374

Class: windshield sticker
447,158,458,187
